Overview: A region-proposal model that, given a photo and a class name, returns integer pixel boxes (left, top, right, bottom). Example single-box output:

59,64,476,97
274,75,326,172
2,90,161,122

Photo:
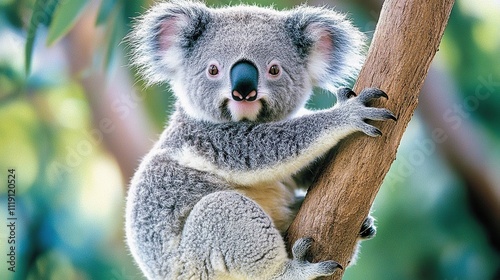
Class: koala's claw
287,237,342,279
386,111,398,121
363,108,397,122
358,123,382,137
358,88,388,104
315,260,343,276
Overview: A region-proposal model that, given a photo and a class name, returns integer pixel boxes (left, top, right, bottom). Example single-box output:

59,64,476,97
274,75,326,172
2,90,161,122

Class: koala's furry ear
129,0,211,84
285,6,366,91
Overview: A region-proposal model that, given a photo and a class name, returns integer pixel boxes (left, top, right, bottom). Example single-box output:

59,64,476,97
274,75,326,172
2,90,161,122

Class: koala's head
130,0,365,123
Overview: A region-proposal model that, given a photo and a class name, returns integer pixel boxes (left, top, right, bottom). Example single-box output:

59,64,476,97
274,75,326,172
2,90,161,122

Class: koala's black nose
230,60,258,102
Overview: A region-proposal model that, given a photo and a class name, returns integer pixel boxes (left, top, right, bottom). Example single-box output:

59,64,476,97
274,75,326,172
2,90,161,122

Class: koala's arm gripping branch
285,0,454,278
172,88,393,186
172,110,353,184
174,109,354,185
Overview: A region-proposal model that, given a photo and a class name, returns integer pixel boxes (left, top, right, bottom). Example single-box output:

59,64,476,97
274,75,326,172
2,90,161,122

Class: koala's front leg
173,88,396,185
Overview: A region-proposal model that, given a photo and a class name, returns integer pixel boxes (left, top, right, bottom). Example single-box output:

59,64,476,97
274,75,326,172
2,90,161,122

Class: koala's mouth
226,99,263,121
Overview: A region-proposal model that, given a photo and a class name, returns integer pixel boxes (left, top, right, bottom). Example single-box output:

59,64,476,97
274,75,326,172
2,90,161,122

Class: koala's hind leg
176,191,339,280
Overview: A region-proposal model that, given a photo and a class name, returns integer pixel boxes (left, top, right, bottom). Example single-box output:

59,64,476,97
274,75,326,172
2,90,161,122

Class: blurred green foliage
0,0,499,279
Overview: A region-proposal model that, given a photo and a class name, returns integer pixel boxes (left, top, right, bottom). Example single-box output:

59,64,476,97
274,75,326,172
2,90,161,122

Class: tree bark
285,0,455,278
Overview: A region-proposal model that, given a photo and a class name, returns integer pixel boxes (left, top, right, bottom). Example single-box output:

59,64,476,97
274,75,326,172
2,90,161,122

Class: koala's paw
282,237,342,279
336,87,397,137
359,215,376,240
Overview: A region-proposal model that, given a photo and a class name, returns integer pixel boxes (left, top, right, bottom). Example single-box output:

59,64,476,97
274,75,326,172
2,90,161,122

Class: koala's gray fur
126,1,394,279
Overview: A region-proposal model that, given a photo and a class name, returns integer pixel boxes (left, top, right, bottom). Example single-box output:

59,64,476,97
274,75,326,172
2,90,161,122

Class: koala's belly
234,181,295,233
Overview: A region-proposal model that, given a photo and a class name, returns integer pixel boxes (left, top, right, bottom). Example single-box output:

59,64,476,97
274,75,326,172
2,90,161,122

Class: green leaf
25,0,59,74
96,0,118,26
46,0,90,46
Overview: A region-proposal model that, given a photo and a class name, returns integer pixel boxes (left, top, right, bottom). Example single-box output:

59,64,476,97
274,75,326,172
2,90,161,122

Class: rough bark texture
285,0,455,278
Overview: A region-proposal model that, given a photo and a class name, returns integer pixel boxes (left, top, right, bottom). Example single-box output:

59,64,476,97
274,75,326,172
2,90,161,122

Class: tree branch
286,0,455,278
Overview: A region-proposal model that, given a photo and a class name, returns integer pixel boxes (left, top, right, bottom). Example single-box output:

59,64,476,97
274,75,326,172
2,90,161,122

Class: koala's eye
268,65,280,76
208,65,219,76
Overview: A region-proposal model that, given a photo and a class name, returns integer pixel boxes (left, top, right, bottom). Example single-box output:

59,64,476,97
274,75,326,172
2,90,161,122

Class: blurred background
0,0,499,279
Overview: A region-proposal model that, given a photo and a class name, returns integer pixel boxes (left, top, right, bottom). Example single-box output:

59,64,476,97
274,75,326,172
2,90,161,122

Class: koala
125,1,395,279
